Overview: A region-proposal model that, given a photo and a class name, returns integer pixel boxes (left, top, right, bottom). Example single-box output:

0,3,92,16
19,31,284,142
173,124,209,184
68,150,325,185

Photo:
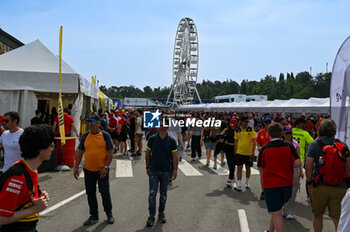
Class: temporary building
0,40,108,130
176,97,333,115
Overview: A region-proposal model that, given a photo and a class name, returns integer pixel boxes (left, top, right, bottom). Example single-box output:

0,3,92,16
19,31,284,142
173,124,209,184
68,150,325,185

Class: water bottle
318,156,325,166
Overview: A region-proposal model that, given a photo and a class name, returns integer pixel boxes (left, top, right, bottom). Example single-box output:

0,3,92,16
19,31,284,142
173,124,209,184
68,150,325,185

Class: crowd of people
0,108,350,231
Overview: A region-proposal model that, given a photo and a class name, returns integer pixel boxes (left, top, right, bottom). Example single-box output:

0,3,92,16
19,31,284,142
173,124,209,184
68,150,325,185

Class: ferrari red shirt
258,140,300,189
256,128,271,147
0,159,39,222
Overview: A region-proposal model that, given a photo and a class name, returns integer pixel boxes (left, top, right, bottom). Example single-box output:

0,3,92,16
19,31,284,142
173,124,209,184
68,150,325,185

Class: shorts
110,132,118,140
204,142,214,150
235,154,253,167
264,186,292,213
117,132,127,142
135,133,143,142
214,142,224,156
309,185,347,219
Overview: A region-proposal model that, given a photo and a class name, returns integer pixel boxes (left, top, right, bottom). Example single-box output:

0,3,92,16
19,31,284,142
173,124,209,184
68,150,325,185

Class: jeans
178,142,185,158
148,171,170,216
84,168,113,219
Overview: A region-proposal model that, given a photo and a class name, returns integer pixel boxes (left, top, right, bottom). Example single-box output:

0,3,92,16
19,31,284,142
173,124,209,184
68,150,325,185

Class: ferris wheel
166,17,202,106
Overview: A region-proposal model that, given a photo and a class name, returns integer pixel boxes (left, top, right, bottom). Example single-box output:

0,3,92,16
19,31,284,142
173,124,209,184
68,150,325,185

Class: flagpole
58,26,66,145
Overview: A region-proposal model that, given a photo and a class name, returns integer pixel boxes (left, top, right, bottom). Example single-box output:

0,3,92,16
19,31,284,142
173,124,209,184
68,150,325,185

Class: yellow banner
98,90,106,112
58,26,65,145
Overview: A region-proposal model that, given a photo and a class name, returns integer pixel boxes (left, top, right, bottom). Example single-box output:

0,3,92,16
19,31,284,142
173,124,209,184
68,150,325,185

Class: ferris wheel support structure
166,17,202,107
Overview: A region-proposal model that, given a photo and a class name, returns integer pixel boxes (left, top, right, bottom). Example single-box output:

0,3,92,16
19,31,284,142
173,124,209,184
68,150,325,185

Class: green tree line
100,72,331,100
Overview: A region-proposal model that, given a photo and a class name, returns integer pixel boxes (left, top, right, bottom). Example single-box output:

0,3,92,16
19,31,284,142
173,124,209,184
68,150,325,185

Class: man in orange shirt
74,115,114,226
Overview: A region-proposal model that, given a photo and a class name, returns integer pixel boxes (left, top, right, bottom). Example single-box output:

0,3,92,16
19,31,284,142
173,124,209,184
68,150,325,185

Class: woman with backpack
305,119,350,232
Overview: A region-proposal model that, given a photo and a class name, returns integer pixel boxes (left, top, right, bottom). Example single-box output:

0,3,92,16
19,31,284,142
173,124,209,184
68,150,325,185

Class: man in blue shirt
145,120,178,227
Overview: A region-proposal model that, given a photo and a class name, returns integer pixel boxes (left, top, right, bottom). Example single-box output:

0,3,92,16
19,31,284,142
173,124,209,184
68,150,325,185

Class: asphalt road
36,144,337,232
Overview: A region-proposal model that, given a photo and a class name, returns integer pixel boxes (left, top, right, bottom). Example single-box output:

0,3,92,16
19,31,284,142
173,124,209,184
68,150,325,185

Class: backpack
314,140,349,186
122,118,130,134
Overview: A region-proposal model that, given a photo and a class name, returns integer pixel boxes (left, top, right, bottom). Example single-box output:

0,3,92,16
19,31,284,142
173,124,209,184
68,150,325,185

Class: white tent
176,97,333,115
0,40,102,129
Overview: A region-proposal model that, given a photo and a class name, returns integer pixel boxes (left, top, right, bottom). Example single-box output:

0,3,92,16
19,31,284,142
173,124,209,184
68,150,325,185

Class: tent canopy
177,97,333,114
0,40,98,98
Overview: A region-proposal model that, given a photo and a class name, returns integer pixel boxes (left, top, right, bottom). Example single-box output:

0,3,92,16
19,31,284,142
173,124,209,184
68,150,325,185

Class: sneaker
136,152,142,156
83,216,99,226
116,152,123,156
113,148,118,153
226,179,232,187
260,191,265,200
305,196,311,202
123,152,128,156
191,158,196,162
234,185,243,192
245,183,250,189
158,213,166,223
206,163,209,166
179,156,182,162
213,164,217,169
168,180,173,185
146,216,155,227
221,161,226,166
107,215,115,224
285,214,294,220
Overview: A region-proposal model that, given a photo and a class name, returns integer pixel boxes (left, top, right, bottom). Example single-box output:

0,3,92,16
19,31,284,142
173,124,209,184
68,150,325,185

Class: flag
58,26,66,145
91,76,96,111
330,36,350,144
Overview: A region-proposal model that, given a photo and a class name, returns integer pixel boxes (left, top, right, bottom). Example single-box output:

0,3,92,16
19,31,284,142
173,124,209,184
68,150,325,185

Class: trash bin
56,138,76,167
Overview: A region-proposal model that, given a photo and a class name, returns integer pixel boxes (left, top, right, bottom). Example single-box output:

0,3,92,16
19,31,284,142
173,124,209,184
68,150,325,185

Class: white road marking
178,160,203,176
215,158,260,175
116,159,133,177
238,209,250,232
243,165,260,175
199,159,229,175
41,190,86,215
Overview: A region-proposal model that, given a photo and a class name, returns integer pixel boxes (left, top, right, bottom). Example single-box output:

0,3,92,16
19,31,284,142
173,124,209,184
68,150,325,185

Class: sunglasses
2,119,9,123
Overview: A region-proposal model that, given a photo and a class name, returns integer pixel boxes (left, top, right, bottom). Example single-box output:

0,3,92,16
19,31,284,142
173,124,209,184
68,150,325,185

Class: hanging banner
330,36,350,143
58,26,66,145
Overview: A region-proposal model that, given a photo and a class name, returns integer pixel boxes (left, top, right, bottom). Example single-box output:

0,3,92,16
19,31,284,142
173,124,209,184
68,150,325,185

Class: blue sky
1,0,349,89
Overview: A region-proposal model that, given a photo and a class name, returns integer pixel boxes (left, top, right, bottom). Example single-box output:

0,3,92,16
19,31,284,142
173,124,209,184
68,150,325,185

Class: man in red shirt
305,118,314,133
257,115,272,200
107,112,119,153
117,113,128,155
258,122,301,232
52,107,79,137
0,125,54,230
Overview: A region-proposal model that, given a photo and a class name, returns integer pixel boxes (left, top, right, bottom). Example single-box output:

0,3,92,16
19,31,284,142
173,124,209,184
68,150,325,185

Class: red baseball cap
230,119,238,127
